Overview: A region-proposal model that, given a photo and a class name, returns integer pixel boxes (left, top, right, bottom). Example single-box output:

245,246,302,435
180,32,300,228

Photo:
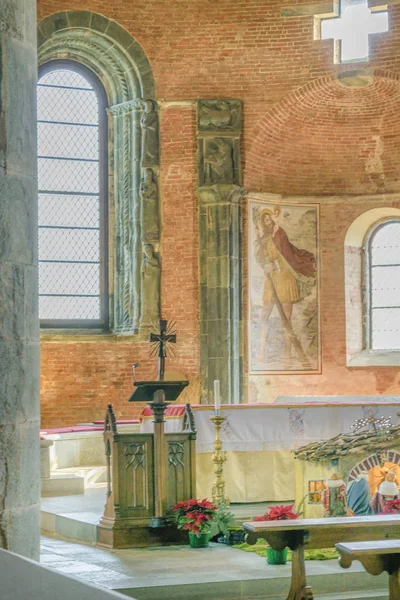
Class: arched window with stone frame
345,209,400,366
38,60,109,329
37,11,159,335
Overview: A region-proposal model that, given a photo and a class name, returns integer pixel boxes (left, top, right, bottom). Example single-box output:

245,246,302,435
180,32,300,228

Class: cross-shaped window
319,0,388,63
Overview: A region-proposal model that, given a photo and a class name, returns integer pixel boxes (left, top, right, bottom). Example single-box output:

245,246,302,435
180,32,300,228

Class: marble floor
40,535,388,600
40,491,388,599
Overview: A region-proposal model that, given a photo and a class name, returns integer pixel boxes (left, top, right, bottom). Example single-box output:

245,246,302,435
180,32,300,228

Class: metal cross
149,319,177,380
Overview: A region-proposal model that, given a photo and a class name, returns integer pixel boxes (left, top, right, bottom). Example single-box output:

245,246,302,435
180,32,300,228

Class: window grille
308,479,326,504
368,221,400,350
37,63,108,327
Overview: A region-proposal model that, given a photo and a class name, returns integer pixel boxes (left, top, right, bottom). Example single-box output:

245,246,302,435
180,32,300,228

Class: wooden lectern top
128,380,189,402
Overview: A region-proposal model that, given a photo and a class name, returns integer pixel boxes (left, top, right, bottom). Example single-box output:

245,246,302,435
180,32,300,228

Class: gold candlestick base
211,414,229,506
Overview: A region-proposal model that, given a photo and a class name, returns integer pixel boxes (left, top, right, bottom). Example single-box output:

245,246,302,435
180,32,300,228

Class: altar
141,397,400,502
41,397,400,504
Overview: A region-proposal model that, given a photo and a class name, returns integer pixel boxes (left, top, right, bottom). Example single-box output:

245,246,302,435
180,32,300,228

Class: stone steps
53,465,108,488
41,509,98,544
115,579,388,600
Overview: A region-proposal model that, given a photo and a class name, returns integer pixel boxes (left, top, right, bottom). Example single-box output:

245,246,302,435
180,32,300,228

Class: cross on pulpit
320,0,388,63
149,319,177,381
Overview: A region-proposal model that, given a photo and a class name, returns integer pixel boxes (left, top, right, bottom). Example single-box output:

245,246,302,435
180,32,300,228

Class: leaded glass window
368,221,400,350
37,62,108,328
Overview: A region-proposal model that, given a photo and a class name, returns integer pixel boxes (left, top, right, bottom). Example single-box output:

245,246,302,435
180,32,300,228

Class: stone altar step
41,473,85,497
53,465,108,488
117,580,387,600
318,593,387,600
40,486,276,545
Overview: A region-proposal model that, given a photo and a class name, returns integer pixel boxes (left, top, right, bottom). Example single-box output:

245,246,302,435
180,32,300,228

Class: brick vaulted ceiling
245,70,400,196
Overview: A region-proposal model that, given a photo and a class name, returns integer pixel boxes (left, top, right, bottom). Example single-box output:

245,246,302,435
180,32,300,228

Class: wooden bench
243,515,400,600
336,540,400,600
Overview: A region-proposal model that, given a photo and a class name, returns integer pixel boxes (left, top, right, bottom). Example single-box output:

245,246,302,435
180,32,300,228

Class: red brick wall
246,72,400,196
38,1,400,427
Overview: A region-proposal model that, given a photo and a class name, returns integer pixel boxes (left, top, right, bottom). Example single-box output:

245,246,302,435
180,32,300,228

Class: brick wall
38,0,400,427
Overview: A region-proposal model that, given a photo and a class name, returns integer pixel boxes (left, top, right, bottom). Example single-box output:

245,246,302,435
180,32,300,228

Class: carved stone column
108,100,142,334
139,100,161,331
197,99,244,405
0,0,40,559
108,99,161,334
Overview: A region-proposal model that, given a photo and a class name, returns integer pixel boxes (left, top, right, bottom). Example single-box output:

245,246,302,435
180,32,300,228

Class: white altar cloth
191,403,400,502
140,400,400,502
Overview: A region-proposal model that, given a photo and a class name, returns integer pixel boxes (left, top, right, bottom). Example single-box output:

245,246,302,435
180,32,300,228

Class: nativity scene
3,0,400,599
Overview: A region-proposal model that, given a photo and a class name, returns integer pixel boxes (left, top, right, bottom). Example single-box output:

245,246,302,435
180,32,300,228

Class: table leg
389,569,400,600
286,543,314,600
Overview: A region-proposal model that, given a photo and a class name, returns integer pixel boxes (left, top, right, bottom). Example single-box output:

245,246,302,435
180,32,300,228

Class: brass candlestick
211,414,228,505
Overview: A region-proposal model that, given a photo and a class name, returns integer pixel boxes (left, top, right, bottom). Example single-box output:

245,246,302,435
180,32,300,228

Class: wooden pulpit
97,385,196,548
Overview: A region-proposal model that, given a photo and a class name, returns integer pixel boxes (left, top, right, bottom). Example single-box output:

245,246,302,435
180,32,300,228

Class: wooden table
243,515,400,600
336,540,400,600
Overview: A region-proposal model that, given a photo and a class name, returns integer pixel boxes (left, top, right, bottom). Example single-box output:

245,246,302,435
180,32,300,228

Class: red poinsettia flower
254,504,299,522
172,498,217,535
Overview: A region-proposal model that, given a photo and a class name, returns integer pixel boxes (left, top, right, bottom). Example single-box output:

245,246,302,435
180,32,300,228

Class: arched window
345,209,400,366
367,220,400,350
37,61,108,328
38,11,158,335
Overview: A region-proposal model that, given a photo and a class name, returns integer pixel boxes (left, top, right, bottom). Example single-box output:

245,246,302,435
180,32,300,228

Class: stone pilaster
139,100,161,331
197,99,244,405
198,183,245,405
0,0,40,559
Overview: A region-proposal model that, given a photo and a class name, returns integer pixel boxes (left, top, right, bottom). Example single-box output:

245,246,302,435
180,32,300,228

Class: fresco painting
248,199,320,374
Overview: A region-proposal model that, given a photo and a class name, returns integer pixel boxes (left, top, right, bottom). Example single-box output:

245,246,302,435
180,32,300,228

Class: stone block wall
38,0,400,427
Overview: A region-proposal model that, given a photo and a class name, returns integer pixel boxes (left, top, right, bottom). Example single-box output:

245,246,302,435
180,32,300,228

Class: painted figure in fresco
254,208,316,368
370,470,399,514
322,473,347,517
346,472,372,516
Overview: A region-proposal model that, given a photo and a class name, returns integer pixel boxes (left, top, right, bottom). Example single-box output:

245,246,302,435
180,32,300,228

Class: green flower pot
189,532,211,548
266,547,288,565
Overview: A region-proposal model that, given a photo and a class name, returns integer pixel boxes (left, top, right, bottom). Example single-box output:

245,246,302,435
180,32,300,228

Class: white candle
214,380,220,414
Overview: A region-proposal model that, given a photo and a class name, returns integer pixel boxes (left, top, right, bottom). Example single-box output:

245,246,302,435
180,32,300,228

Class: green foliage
215,500,235,536
233,538,338,561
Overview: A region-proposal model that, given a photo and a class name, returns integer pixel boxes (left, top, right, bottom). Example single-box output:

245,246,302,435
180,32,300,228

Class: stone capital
198,184,247,207
108,99,142,116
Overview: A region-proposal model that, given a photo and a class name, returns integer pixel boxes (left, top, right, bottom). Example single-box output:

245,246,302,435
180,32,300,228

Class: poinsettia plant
172,498,217,536
253,504,300,521
383,498,400,514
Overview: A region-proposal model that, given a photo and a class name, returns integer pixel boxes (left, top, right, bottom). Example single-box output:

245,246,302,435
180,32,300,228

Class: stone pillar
197,100,244,405
0,0,40,559
198,185,245,405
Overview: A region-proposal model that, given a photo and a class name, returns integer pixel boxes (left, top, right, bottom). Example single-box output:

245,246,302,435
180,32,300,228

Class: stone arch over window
345,207,400,366
38,11,159,334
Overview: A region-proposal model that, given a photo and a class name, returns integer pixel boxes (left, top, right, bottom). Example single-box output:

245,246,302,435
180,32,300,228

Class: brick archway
348,451,400,481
